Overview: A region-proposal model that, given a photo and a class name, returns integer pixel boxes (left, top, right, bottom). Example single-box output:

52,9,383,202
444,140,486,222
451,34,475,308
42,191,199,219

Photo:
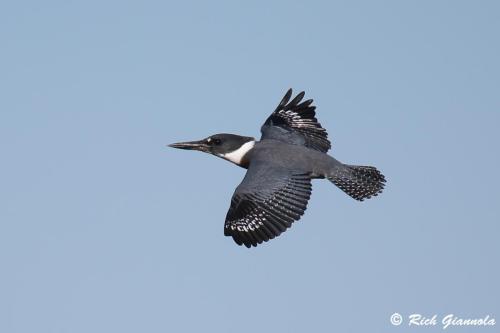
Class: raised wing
260,89,331,153
224,163,312,248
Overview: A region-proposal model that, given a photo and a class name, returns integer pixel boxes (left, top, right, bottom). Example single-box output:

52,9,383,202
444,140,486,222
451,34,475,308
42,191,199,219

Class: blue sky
1,1,499,332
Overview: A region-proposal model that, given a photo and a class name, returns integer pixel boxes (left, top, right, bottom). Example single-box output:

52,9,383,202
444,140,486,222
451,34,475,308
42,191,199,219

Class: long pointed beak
168,140,209,152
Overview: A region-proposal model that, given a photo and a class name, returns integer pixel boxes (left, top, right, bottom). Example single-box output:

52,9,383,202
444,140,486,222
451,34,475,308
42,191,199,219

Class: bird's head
169,133,256,167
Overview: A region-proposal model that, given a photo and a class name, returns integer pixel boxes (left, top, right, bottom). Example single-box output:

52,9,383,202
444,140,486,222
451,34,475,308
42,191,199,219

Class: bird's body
169,89,386,247
245,139,338,177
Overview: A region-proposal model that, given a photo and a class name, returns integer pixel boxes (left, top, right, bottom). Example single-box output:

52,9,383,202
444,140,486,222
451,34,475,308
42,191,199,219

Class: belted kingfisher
169,89,386,248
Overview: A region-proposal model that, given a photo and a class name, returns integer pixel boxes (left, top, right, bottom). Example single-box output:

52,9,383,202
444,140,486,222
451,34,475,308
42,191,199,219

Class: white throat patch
220,141,255,165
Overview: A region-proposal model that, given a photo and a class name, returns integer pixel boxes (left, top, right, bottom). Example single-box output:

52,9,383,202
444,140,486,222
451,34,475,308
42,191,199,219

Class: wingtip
277,88,294,109
279,88,308,109
287,91,306,108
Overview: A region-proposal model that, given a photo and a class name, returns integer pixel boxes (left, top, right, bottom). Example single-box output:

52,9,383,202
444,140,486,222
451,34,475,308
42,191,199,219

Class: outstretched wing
224,162,312,248
260,89,331,153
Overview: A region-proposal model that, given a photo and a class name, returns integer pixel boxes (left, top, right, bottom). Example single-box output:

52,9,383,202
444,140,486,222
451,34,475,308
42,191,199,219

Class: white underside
219,141,255,165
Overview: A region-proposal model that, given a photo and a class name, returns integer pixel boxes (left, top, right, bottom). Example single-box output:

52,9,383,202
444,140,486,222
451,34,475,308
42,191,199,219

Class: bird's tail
327,164,386,201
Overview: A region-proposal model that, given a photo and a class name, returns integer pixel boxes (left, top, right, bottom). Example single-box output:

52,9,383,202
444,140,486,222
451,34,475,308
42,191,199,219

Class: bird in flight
169,89,386,248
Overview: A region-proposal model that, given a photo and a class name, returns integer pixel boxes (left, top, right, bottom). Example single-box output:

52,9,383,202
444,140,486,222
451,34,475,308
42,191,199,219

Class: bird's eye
207,138,222,145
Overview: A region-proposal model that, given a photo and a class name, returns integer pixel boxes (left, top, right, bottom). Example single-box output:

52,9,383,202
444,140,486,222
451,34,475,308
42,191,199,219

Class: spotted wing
260,89,331,153
224,164,312,248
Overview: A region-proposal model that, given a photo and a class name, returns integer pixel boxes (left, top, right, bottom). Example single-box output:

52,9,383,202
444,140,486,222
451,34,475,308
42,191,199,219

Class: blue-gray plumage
169,89,386,247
